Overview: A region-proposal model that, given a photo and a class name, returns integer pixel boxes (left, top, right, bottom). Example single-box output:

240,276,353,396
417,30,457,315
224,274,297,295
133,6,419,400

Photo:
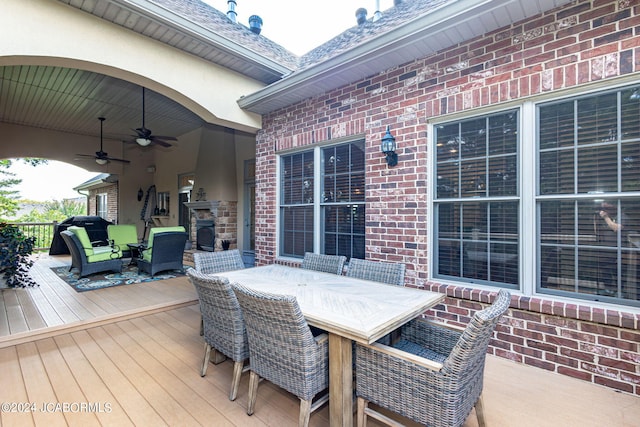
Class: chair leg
229,360,243,401
247,371,259,416
201,343,211,377
475,394,486,427
357,397,368,427
299,398,312,427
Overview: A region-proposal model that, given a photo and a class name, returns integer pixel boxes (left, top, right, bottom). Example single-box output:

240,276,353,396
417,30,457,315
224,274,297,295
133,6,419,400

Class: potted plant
0,223,37,288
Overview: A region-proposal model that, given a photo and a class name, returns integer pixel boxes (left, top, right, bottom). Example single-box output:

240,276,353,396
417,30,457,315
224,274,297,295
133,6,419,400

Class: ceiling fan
128,87,177,147
76,117,130,165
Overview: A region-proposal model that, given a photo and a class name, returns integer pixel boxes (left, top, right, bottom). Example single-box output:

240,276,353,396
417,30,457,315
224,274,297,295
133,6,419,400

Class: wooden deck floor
0,255,638,426
0,254,197,347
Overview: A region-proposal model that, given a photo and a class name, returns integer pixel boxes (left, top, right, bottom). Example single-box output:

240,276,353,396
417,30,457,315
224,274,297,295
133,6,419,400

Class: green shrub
0,222,37,287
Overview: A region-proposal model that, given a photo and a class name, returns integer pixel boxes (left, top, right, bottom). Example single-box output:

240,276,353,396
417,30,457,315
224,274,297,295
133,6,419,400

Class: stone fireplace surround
184,200,237,252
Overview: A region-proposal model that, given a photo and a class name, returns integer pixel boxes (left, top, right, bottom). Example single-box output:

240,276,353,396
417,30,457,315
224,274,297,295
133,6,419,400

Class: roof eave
238,0,569,114
112,0,294,79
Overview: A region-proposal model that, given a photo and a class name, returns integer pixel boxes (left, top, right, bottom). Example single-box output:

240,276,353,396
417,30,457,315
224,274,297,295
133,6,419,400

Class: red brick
558,366,592,381
524,356,556,371
594,376,634,393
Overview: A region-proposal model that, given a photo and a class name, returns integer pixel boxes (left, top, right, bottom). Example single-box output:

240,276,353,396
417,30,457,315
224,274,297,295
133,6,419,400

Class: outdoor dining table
216,263,445,427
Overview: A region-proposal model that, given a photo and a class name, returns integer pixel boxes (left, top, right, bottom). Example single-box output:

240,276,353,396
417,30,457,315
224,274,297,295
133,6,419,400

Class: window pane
436,123,460,162
437,162,459,198
621,142,640,192
540,149,575,195
621,87,640,140
460,159,486,197
280,206,313,258
577,145,618,193
488,112,518,155
460,118,486,158
323,204,365,260
488,155,517,196
577,93,618,145
539,100,575,150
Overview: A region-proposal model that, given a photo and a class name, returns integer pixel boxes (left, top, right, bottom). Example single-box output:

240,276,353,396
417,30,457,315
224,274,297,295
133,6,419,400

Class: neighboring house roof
73,173,118,192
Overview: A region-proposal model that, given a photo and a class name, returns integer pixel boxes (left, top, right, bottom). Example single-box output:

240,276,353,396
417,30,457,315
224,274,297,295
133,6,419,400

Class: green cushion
67,226,94,256
68,225,123,260
107,224,138,248
87,247,121,262
142,226,186,261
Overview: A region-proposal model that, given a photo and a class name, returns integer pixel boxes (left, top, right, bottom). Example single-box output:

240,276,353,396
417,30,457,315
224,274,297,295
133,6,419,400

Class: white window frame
276,139,366,260
429,82,640,309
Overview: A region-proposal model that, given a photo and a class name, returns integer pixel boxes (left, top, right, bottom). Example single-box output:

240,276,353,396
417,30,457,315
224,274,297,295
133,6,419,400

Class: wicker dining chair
193,249,245,274
355,289,511,427
187,269,249,401
193,249,246,335
346,258,406,286
232,283,329,427
300,252,346,275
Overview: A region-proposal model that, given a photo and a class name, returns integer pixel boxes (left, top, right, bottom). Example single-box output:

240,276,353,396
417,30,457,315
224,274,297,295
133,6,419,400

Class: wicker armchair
346,258,406,286
300,252,346,275
187,270,249,401
137,231,188,276
355,289,511,427
193,249,246,335
193,249,245,274
60,229,123,278
232,284,329,427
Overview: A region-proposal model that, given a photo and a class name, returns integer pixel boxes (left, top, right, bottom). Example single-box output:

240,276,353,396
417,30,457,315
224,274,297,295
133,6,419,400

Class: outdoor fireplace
196,219,215,251
184,200,236,251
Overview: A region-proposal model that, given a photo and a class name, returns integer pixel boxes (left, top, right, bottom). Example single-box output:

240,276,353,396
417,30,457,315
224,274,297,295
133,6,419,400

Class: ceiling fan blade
105,156,130,164
151,135,177,141
150,138,173,148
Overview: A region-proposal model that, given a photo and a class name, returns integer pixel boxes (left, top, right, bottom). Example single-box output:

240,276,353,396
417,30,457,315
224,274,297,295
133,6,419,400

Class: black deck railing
10,221,58,251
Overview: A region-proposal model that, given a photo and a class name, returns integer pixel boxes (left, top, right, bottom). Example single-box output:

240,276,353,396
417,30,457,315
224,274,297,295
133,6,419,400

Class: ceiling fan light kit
136,137,152,146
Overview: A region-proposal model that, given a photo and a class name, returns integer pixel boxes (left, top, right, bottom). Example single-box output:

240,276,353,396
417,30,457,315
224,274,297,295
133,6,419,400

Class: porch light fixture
381,125,398,167
137,187,144,201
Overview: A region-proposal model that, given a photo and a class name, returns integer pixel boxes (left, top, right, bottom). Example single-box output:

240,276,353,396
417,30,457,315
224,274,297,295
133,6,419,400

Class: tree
0,159,22,219
0,158,48,221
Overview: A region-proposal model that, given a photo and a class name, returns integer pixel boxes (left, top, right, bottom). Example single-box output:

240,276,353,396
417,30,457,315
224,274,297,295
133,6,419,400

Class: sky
7,160,95,201
10,0,396,202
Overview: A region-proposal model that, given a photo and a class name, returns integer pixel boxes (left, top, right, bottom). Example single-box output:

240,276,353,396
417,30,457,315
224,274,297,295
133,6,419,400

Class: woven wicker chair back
193,249,245,274
232,283,329,401
346,258,406,286
442,289,511,375
187,269,249,362
300,252,346,275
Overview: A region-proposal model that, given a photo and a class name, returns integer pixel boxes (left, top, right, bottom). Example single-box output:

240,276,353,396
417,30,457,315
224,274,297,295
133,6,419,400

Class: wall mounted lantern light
137,187,144,201
381,125,398,167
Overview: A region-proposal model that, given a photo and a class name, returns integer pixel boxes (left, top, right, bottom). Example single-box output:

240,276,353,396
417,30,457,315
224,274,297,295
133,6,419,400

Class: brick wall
87,183,118,223
255,0,640,395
